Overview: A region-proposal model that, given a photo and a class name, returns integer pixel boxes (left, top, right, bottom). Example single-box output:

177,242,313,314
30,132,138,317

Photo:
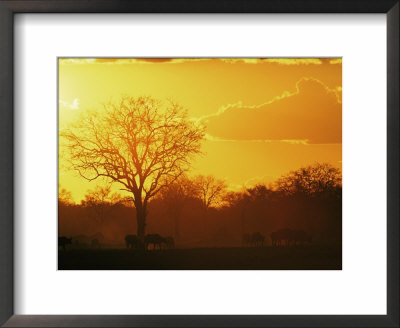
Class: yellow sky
58,58,342,202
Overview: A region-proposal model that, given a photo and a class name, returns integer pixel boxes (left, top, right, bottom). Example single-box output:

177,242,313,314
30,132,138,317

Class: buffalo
125,234,142,249
58,236,72,251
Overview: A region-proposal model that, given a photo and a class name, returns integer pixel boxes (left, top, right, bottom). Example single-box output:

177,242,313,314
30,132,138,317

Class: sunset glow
58,58,342,202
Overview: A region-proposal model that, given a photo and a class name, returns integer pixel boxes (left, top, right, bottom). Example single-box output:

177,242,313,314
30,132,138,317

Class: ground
58,245,341,270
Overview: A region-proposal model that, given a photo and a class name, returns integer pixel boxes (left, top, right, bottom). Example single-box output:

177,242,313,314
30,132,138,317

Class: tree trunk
136,205,147,241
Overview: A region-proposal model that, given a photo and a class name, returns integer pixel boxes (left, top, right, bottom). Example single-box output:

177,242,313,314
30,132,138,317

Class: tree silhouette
157,175,198,242
193,175,227,210
275,163,341,196
224,190,249,236
81,185,122,227
61,96,205,239
58,187,73,206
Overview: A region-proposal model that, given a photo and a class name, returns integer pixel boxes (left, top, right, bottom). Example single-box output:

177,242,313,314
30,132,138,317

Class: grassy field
58,245,341,270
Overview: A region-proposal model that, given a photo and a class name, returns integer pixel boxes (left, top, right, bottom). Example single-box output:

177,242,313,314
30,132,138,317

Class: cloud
204,133,272,143
59,58,95,65
60,58,210,65
135,58,174,63
202,78,341,144
222,58,323,65
334,86,342,104
59,58,328,66
93,58,121,63
263,58,323,65
280,139,309,145
93,58,175,64
244,175,278,187
59,98,80,110
329,58,342,64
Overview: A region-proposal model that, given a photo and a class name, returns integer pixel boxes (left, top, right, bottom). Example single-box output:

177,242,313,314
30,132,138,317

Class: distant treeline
59,163,341,248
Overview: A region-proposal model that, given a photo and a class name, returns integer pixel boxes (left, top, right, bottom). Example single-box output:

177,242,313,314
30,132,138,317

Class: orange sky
58,58,342,202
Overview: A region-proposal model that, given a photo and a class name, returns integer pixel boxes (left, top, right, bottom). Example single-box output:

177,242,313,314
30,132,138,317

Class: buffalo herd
243,229,312,247
60,228,311,251
58,236,72,250
242,232,265,247
125,234,175,250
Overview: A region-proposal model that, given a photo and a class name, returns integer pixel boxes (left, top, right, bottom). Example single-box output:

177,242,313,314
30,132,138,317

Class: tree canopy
61,96,205,238
275,163,342,196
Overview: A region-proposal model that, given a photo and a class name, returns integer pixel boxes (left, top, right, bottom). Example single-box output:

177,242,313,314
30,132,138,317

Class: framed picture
57,56,343,270
0,0,398,327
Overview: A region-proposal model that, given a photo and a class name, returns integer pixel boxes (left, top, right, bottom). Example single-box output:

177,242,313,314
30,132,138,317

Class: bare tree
81,185,122,226
58,187,74,205
61,96,205,239
193,175,227,210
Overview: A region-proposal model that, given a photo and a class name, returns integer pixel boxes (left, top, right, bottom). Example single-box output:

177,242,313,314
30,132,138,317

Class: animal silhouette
144,234,164,250
58,236,72,251
270,232,279,246
270,228,293,246
125,234,142,249
163,236,175,249
251,232,265,247
242,232,265,247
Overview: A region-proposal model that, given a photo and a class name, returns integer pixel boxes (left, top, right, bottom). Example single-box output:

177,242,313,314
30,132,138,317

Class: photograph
58,57,342,270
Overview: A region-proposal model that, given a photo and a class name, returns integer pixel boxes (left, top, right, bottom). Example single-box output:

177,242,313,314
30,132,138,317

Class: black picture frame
0,1,398,327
